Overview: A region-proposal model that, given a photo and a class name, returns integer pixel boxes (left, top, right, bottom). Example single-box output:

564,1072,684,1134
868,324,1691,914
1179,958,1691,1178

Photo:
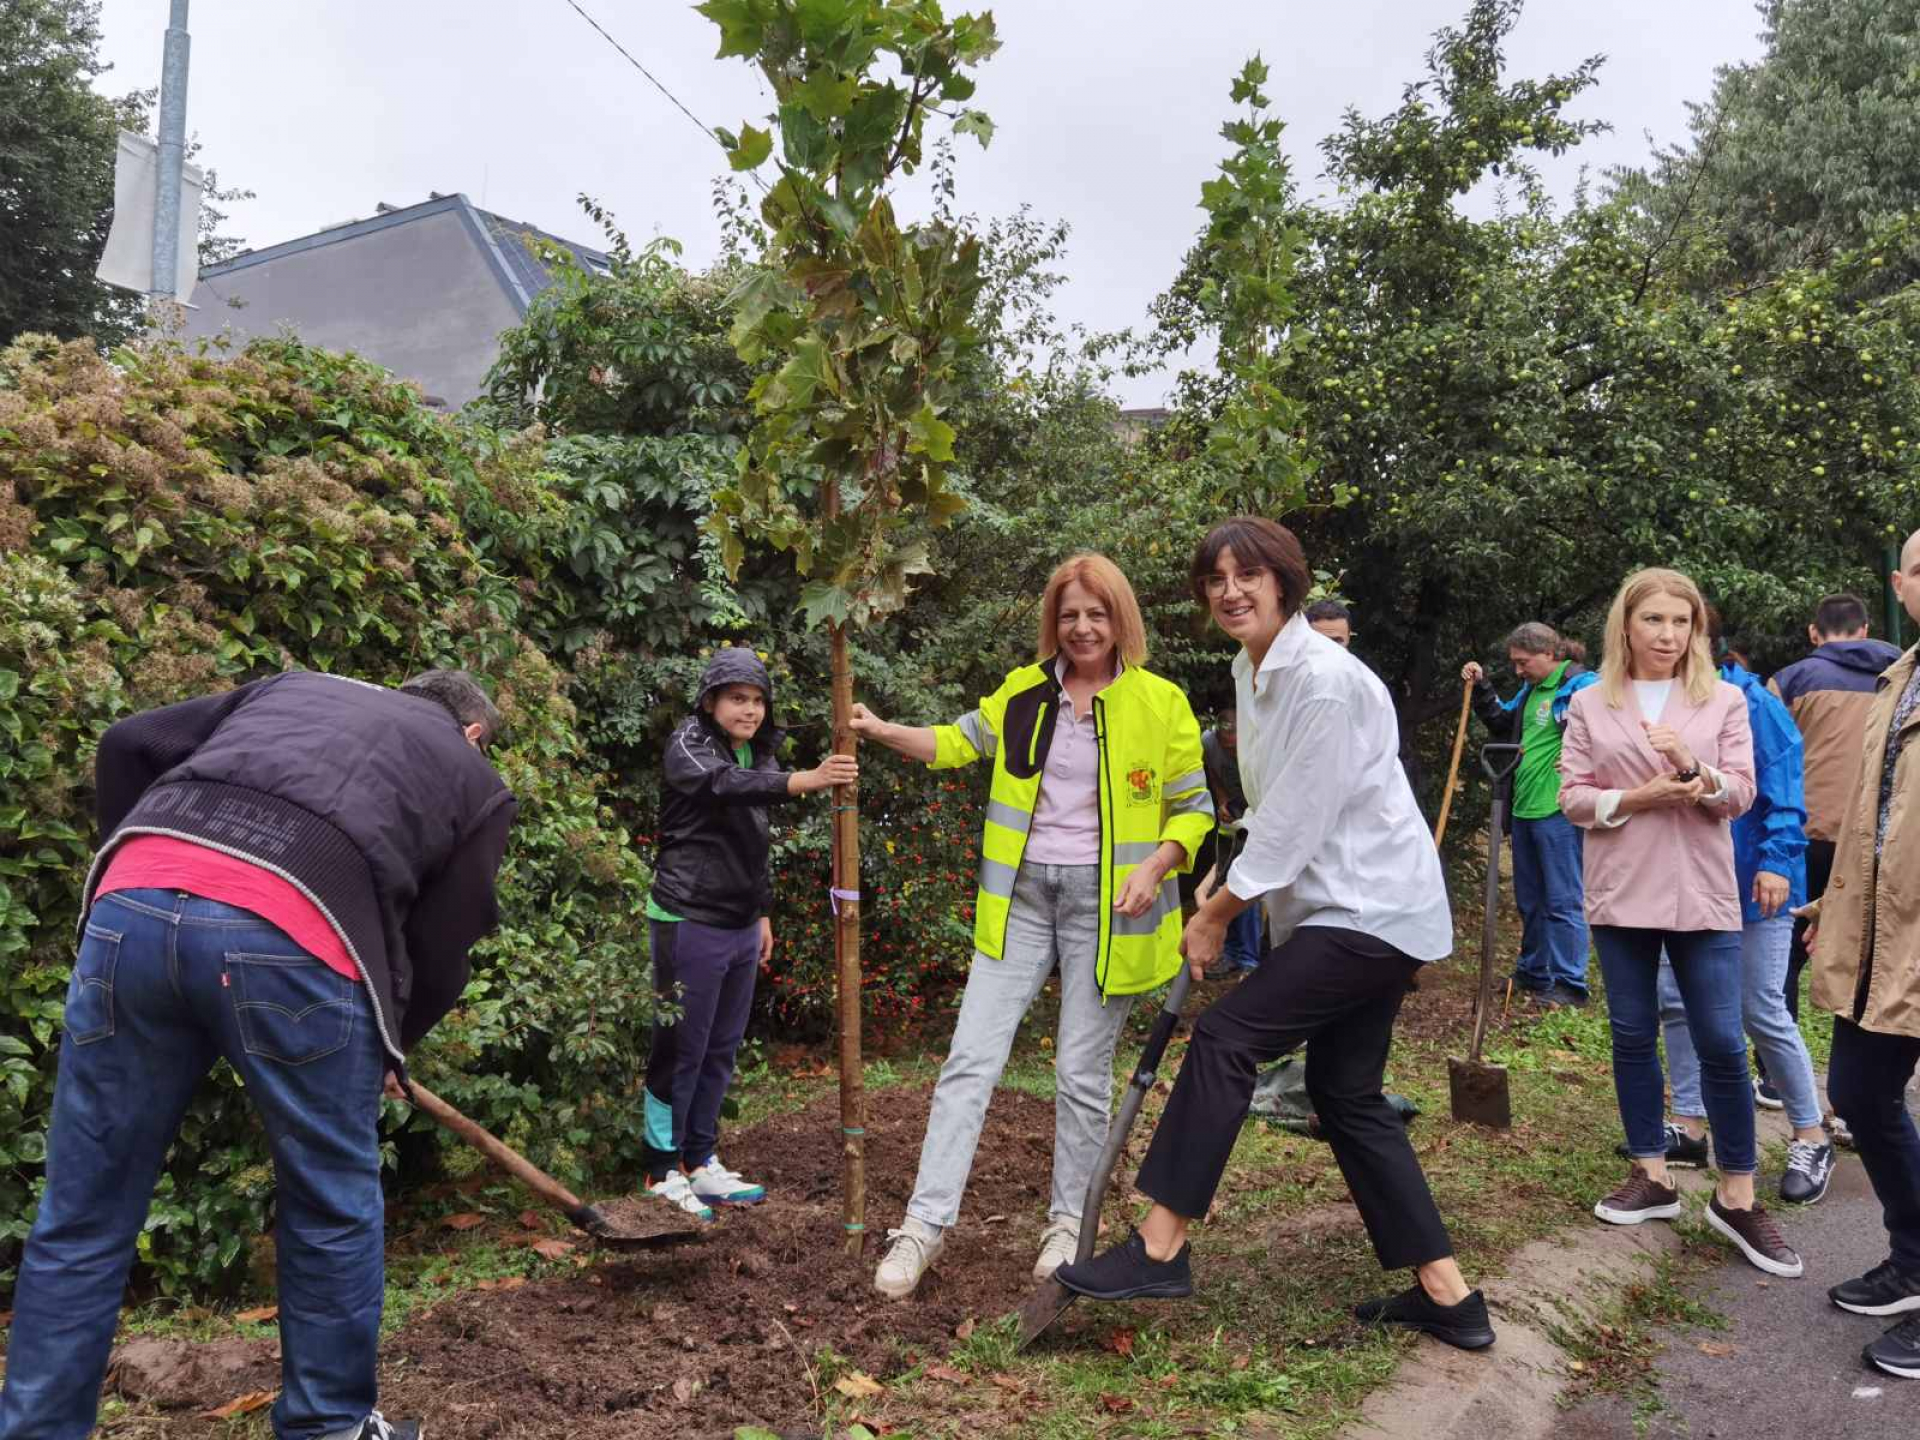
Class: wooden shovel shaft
1432,678,1475,848
406,1080,588,1215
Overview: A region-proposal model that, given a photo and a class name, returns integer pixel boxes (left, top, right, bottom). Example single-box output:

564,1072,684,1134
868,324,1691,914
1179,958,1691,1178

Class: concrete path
1345,1080,1920,1440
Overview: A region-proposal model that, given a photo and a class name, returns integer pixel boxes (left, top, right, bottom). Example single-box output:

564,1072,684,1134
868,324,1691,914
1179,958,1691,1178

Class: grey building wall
180,208,524,408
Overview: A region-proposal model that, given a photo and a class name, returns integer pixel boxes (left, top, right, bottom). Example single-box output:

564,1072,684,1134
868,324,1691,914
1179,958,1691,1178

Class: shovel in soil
1448,742,1522,1129
407,1080,707,1251
1016,961,1194,1350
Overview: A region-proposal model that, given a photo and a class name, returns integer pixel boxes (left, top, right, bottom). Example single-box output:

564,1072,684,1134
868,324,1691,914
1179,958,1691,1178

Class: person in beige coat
1800,528,1920,1380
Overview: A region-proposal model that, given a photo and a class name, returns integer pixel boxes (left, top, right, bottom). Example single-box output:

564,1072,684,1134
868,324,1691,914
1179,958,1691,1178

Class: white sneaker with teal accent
688,1156,766,1206
647,1169,714,1222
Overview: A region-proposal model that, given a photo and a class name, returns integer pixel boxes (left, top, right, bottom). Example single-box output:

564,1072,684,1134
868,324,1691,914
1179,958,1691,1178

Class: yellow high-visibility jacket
932,661,1213,997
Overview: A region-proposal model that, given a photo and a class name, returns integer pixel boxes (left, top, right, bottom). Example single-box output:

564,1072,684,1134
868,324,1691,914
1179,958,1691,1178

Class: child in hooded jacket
642,648,855,1218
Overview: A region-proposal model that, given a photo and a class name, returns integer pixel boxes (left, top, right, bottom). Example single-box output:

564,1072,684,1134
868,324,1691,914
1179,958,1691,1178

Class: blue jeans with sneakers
0,890,387,1440
1510,813,1588,994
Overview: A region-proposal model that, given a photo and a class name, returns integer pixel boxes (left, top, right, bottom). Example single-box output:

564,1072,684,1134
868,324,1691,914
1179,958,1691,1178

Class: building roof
198,191,610,317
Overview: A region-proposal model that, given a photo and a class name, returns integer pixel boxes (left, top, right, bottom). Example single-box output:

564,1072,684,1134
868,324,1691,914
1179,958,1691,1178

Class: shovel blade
1014,1276,1076,1351
1447,1055,1512,1129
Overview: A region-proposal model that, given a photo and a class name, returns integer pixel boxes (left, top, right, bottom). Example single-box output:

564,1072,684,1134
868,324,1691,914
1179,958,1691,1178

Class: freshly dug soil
376,1083,1060,1439
107,1336,279,1409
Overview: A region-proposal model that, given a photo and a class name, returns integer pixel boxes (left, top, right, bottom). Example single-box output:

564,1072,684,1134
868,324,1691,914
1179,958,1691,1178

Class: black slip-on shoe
1052,1227,1193,1301
1832,1260,1920,1317
1864,1315,1920,1380
1354,1284,1496,1350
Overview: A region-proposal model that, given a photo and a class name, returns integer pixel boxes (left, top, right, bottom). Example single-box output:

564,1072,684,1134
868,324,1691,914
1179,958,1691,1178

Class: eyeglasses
1204,566,1269,597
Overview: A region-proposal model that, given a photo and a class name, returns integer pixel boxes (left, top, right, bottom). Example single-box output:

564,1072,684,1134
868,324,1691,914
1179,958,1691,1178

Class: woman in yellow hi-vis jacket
850,553,1213,1300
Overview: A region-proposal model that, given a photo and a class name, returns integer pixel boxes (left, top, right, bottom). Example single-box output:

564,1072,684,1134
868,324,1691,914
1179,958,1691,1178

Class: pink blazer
1557,679,1756,932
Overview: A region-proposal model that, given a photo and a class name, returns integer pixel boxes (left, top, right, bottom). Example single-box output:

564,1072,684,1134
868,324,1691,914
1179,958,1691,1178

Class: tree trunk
827,618,865,1256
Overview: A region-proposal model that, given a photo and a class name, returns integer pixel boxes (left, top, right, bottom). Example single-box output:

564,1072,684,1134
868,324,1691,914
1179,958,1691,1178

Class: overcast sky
93,1,1770,405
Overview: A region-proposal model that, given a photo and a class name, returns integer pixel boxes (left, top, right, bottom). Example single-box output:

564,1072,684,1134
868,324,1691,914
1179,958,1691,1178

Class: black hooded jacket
649,649,800,928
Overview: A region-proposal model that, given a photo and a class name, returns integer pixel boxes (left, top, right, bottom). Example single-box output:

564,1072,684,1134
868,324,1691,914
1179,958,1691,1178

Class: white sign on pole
97,131,204,300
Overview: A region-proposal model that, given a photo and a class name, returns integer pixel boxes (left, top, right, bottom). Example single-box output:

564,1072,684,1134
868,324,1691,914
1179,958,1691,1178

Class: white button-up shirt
1226,613,1454,962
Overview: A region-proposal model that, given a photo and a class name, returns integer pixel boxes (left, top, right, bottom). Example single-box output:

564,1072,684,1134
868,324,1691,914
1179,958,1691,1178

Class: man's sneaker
874,1217,944,1299
1543,984,1589,1008
1826,1109,1856,1149
645,1169,714,1223
688,1156,766,1206
1614,1124,1710,1169
1354,1284,1496,1351
1864,1315,1920,1380
359,1413,422,1440
1033,1214,1079,1281
1706,1195,1803,1277
1755,1078,1785,1110
1594,1167,1682,1225
1054,1227,1193,1301
1831,1260,1920,1317
1779,1139,1835,1205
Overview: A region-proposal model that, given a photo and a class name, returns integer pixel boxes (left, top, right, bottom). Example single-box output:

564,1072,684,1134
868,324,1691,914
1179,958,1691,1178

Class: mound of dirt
107,1335,279,1410
376,1083,1061,1439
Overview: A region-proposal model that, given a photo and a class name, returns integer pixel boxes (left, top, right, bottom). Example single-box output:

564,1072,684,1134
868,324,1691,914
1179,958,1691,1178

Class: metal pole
151,0,191,301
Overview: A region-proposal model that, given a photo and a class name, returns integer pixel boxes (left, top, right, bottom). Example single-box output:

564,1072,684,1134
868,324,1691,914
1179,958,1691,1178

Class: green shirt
1512,662,1571,821
645,741,755,923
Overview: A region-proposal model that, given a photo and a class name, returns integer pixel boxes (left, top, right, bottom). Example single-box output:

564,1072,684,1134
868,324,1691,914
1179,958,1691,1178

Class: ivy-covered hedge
0,335,653,1291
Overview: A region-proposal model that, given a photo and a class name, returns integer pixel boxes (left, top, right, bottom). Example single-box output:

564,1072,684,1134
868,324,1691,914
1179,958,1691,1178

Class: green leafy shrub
0,334,651,1291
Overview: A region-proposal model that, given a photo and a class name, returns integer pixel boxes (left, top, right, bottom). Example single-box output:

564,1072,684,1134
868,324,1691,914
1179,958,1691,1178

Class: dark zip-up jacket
82,671,516,1064
649,649,799,929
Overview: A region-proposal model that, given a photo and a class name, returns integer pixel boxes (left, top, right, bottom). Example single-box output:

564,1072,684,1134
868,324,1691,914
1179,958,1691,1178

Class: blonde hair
1599,567,1718,707
1038,553,1149,669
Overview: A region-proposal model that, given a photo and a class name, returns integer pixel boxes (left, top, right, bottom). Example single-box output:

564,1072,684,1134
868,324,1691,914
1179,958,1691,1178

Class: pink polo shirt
1024,700,1102,866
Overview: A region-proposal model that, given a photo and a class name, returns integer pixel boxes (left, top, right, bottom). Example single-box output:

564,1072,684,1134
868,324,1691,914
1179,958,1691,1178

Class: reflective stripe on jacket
931,661,1212,997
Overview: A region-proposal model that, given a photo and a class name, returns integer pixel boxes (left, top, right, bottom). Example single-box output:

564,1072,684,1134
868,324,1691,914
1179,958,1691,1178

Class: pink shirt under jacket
1557,678,1756,933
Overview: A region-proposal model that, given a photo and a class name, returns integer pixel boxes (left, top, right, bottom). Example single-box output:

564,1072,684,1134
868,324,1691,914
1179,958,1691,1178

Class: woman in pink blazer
1559,567,1801,1278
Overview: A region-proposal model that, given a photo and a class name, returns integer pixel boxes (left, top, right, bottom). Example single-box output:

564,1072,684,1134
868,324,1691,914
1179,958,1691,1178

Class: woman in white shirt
1056,517,1495,1353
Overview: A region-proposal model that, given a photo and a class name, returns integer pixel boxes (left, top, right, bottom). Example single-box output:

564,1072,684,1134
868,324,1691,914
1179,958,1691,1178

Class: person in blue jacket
1648,615,1834,1204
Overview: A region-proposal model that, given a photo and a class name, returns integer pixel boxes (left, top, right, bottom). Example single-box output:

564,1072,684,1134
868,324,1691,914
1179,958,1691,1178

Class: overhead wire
553,0,770,192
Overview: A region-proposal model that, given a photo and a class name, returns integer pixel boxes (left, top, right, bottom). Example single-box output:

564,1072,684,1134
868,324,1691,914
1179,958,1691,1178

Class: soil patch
375,1083,1055,1439
107,1336,279,1410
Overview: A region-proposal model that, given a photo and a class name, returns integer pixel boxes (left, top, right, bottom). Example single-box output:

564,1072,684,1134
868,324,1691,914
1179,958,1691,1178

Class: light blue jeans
1659,913,1822,1131
905,863,1135,1229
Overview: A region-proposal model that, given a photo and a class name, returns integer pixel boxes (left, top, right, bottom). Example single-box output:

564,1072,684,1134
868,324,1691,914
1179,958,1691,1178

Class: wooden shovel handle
406,1079,588,1214
1432,676,1475,848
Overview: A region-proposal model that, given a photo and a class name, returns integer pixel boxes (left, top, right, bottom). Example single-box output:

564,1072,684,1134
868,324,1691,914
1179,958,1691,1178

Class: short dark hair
1813,593,1870,638
1189,517,1312,617
1505,621,1558,656
401,669,504,750
1304,599,1351,625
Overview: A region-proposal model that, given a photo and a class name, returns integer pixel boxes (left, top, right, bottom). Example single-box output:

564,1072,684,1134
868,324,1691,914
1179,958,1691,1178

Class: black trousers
1828,1018,1920,1278
1135,925,1455,1271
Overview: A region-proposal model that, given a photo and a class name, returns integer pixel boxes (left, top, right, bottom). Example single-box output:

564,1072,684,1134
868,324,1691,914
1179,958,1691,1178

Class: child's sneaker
688,1156,766,1206
646,1169,715,1222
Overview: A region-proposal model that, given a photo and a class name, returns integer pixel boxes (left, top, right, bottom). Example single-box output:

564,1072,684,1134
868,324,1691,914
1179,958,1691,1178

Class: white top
1632,678,1674,719
1227,613,1454,962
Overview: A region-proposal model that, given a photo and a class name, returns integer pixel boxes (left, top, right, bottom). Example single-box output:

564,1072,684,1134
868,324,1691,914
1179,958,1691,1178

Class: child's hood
698,648,776,743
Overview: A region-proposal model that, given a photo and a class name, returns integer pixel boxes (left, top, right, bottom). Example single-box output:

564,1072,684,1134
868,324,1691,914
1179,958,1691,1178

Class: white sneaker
688,1156,766,1206
873,1217,944,1299
646,1169,714,1222
1033,1214,1080,1281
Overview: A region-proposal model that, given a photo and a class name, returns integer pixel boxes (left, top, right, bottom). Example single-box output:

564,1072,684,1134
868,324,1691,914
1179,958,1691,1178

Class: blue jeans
0,891,386,1440
1510,813,1589,993
1657,915,1823,1131
1223,902,1263,970
1594,925,1755,1174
